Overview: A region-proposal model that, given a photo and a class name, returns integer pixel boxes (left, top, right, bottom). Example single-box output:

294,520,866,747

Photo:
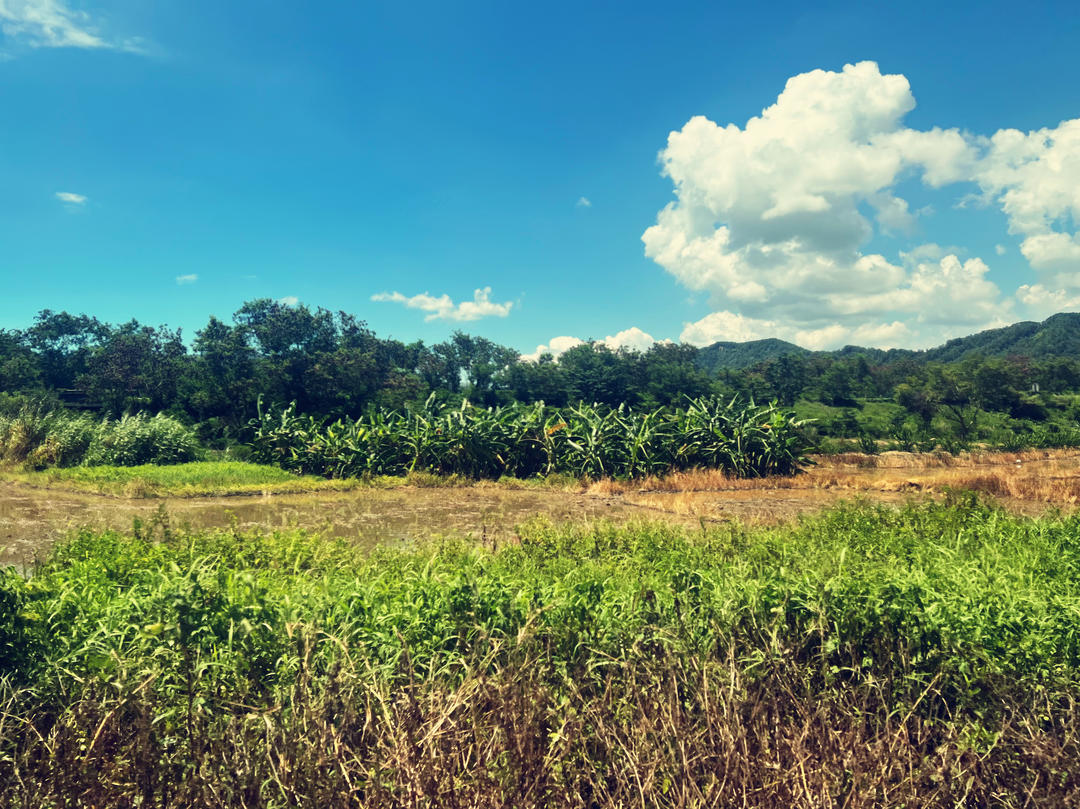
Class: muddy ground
3,449,1078,568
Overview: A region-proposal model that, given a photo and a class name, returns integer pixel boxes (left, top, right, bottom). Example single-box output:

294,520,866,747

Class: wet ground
4,449,1079,568
0,481,889,568
0,483,698,568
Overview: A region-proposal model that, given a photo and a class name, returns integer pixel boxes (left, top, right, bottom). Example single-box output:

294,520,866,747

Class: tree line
3,299,1080,447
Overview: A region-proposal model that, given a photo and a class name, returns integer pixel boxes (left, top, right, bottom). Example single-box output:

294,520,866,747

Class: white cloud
54,191,86,204
0,0,143,52
599,326,664,353
576,196,592,208
521,328,668,362
278,296,299,307
520,336,584,362
643,60,1080,349
175,274,198,285
372,286,513,322
995,244,1007,256
679,310,916,351
970,120,1080,292
1015,284,1080,320
679,311,781,346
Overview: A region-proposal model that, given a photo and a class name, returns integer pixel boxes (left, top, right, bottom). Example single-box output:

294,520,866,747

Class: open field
3,450,1080,804
3,449,1079,569
0,481,695,569
602,448,1080,521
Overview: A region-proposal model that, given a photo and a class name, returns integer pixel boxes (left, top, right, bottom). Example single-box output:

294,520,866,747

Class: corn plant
249,396,813,480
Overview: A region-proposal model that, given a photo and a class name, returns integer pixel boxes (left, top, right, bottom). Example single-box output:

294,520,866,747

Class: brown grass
590,449,1080,514
5,654,1078,808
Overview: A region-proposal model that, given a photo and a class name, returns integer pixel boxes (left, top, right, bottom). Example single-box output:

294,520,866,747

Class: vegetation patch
251,395,812,480
3,461,361,498
0,405,197,469
1,498,1078,805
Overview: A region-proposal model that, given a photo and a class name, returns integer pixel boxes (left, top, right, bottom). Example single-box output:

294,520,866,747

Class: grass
1,460,363,497
1,497,1079,805
1,461,587,498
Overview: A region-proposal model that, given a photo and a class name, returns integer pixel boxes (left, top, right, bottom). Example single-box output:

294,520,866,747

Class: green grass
2,460,363,497
2,461,585,497
2,497,1079,804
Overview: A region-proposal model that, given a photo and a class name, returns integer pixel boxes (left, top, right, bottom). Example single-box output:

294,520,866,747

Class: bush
0,407,199,468
84,413,199,466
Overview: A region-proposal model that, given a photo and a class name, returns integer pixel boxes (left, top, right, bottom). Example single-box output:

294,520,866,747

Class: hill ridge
695,312,1080,372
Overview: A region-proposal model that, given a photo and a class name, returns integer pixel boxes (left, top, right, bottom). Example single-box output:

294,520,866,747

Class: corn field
249,395,812,479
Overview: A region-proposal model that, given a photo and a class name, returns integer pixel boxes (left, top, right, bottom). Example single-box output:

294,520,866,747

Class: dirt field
3,449,1078,568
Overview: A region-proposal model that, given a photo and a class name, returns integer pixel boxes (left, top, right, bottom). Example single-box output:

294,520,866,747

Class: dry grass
591,449,1080,513
6,655,1079,808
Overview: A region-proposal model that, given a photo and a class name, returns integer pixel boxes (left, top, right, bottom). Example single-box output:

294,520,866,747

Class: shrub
0,407,199,468
84,413,199,466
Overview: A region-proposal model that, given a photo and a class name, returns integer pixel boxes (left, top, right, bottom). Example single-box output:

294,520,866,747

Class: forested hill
922,313,1080,363
694,338,809,371
697,312,1080,373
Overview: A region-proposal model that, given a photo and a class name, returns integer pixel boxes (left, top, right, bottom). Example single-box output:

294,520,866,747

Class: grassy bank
0,460,362,497
2,498,1079,806
0,461,586,497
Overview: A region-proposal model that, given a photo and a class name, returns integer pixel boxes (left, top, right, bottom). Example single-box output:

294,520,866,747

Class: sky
2,0,1079,356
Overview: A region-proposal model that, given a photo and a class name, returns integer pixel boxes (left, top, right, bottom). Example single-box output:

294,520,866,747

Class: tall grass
1,497,1078,805
0,405,198,468
250,395,813,480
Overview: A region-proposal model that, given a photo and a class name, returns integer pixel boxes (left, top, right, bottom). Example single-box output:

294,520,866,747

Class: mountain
695,338,809,372
922,313,1080,363
696,313,1080,371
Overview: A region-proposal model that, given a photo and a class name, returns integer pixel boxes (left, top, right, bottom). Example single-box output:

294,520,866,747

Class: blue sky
2,1,1079,355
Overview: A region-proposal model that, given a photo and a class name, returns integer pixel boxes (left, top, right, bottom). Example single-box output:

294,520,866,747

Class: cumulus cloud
372,286,513,322
0,0,144,52
175,274,198,285
55,191,86,204
643,60,1080,349
576,196,592,208
278,296,299,307
680,309,916,351
521,328,667,362
599,326,664,353
520,336,585,362
1015,284,1080,320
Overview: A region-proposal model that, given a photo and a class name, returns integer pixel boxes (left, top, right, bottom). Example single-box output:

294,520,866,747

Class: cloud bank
642,61,1080,349
372,286,513,322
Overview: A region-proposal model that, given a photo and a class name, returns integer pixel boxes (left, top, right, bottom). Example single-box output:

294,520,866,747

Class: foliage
7,303,1080,456
248,395,813,480
1,500,1079,804
0,406,198,468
